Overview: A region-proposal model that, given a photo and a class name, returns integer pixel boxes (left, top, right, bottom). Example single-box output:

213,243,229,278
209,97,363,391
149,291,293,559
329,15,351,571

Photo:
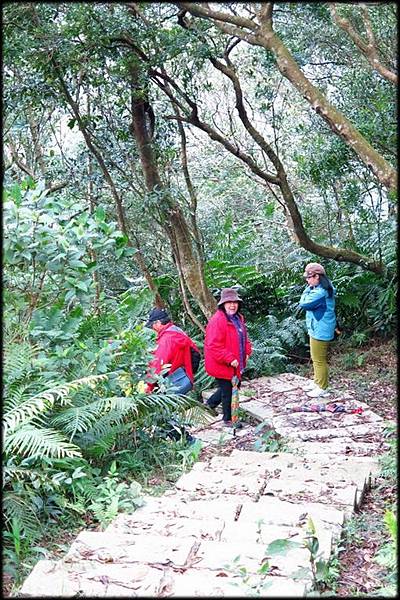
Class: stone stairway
19,374,390,597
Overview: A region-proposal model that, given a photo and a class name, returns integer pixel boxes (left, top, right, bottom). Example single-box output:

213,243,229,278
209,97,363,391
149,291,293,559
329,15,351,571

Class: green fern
3,374,108,436
4,425,82,459
2,492,41,537
205,259,263,288
3,342,39,386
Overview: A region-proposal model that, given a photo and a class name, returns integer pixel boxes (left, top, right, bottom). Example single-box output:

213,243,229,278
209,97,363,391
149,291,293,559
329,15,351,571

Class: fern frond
50,395,122,438
3,342,38,385
4,425,82,459
3,374,108,435
3,492,41,537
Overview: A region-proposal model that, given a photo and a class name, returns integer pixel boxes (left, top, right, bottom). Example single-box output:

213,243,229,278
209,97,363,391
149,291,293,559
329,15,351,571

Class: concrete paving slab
19,559,168,597
193,427,232,446
206,456,269,478
238,400,275,422
288,439,386,455
135,495,243,521
64,531,197,567
262,479,358,514
190,539,267,573
194,540,312,580
238,497,344,529
219,521,333,560
287,422,385,441
175,470,266,499
170,570,308,597
266,380,303,393
226,450,380,485
106,513,225,541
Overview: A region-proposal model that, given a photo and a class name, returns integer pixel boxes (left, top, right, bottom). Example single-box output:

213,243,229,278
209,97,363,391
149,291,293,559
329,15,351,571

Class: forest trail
20,374,392,597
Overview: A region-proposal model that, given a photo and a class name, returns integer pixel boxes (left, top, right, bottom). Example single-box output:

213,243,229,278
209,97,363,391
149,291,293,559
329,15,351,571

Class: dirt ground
327,338,397,595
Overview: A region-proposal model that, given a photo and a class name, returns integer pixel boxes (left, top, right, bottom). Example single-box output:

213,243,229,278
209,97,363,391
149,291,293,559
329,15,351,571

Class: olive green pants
309,336,330,389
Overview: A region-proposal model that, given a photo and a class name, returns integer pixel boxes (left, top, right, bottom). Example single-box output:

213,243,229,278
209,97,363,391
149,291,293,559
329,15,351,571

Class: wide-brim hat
304,262,326,277
145,307,170,328
217,288,243,306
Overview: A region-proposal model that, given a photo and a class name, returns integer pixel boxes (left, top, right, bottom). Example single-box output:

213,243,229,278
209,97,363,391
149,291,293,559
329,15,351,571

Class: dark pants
207,377,241,422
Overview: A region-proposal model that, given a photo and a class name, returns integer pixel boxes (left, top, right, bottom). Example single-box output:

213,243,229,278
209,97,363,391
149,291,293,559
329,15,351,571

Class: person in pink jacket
204,288,252,427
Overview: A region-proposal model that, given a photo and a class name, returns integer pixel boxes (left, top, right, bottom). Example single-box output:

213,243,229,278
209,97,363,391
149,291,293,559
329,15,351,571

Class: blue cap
145,307,170,328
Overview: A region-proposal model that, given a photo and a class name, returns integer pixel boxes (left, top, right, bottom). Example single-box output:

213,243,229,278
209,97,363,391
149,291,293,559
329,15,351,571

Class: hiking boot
306,385,330,398
222,420,243,429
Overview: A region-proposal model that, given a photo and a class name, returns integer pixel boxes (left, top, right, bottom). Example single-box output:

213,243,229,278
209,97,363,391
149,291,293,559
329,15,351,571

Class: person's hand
230,359,239,368
137,380,147,394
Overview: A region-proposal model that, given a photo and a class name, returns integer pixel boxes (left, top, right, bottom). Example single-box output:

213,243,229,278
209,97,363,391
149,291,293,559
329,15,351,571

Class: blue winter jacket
299,283,336,341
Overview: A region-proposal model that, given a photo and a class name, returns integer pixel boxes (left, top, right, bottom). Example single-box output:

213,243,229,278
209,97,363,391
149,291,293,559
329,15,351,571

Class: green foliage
378,423,397,482
246,315,307,377
373,508,397,596
175,439,203,471
2,6,397,594
87,461,144,529
253,423,288,453
291,517,340,592
223,553,275,595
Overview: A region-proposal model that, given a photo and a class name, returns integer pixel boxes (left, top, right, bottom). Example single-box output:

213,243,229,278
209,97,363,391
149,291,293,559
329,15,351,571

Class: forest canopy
4,3,397,321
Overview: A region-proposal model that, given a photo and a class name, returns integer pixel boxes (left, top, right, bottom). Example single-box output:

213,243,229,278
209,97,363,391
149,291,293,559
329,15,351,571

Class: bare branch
330,3,397,85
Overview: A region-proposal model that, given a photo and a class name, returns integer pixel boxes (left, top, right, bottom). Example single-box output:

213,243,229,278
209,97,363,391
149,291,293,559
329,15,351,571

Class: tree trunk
130,66,216,319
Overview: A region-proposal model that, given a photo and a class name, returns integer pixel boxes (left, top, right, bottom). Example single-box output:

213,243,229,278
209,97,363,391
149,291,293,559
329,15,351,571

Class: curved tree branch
176,2,397,193
330,3,397,85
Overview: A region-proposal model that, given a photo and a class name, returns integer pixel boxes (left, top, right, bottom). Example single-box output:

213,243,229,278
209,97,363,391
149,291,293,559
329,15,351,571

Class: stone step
127,494,243,521
277,422,387,440
174,467,359,516
107,511,333,560
106,512,225,540
288,439,387,456
197,450,379,490
19,558,309,597
121,493,344,543
185,451,377,515
64,529,315,582
64,531,198,568
174,468,266,499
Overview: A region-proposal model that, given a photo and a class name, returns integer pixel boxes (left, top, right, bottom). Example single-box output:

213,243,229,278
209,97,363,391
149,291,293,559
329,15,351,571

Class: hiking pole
231,367,240,437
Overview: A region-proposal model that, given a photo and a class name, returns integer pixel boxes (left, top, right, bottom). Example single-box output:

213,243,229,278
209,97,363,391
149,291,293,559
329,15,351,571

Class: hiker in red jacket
144,307,200,444
145,307,200,394
204,288,252,428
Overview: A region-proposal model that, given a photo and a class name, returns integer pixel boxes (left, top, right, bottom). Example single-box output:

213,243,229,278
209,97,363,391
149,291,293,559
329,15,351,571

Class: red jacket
146,323,199,391
204,309,252,380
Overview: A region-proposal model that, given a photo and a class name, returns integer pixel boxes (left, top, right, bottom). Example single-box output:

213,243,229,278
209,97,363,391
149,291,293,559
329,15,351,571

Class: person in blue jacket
299,262,336,398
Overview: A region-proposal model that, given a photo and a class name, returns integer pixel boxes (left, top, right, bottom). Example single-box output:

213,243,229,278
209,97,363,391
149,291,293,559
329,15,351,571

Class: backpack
190,347,201,374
